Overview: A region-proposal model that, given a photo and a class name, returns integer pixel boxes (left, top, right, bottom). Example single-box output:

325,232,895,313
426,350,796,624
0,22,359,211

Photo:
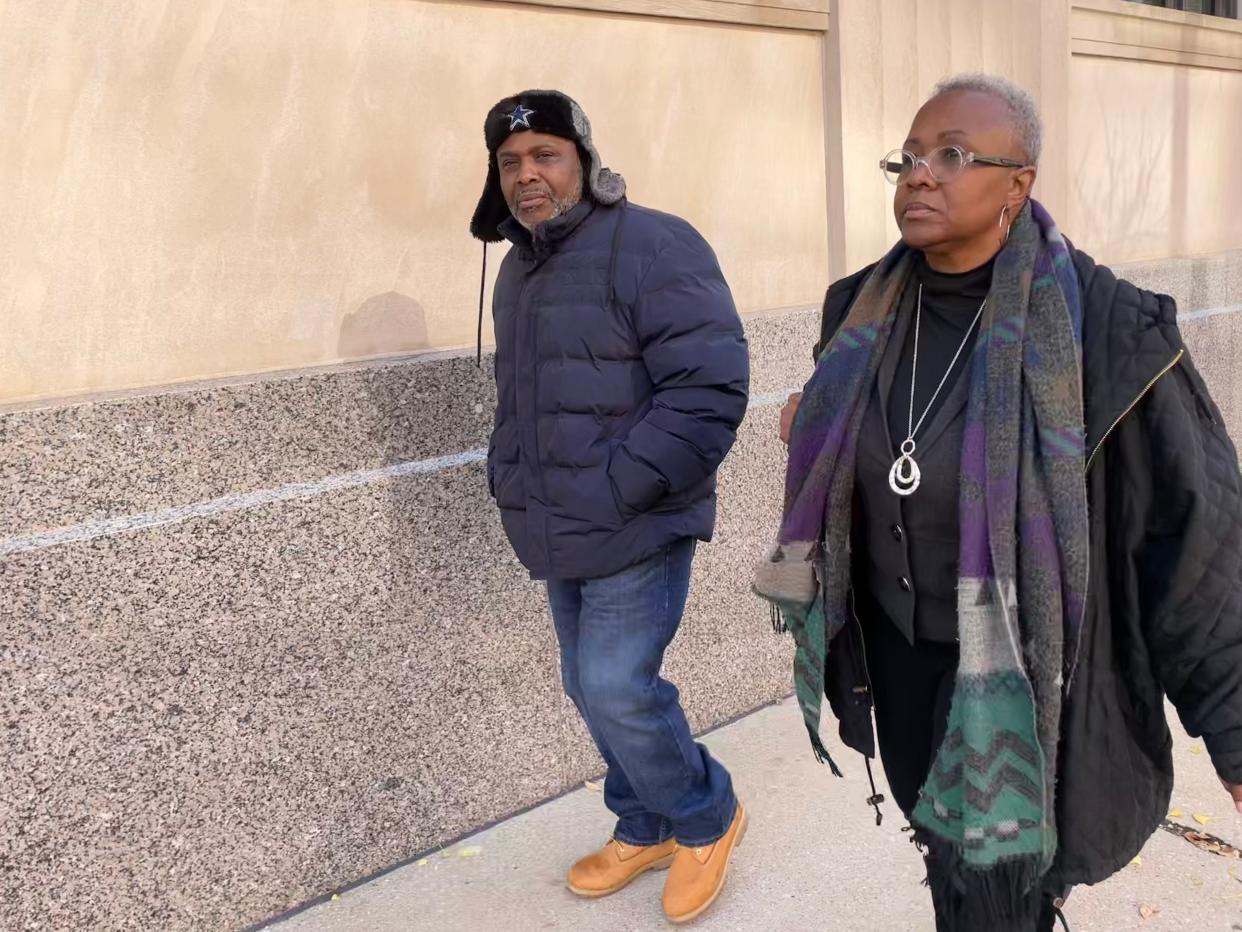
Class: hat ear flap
470,159,509,243
566,101,625,206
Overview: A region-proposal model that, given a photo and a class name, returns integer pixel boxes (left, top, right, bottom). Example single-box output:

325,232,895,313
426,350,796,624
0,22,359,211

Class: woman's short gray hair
931,73,1042,165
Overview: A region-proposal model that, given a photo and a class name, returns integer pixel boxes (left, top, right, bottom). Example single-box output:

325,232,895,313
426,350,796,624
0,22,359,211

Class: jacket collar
499,199,597,259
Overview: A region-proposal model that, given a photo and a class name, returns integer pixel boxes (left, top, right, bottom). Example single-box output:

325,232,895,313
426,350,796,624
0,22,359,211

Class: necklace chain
904,283,987,448
889,284,986,497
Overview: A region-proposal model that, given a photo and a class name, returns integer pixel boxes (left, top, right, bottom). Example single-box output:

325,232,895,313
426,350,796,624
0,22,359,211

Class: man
470,90,750,924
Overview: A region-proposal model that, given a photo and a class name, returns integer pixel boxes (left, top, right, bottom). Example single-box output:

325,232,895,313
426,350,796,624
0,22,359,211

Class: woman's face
893,90,1036,268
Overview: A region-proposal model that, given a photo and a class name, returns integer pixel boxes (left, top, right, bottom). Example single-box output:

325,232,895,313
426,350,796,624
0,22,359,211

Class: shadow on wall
1072,66,1189,261
338,292,430,359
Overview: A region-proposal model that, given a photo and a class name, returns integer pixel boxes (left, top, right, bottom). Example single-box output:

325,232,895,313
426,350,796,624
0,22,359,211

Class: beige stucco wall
5,0,1239,406
1066,0,1242,263
1068,56,1242,263
0,0,827,405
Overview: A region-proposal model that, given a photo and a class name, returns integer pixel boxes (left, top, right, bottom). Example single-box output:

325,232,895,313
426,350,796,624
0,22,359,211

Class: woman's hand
780,392,801,445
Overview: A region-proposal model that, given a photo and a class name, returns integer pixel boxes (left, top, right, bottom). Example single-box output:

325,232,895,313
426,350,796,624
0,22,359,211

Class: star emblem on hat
509,105,535,131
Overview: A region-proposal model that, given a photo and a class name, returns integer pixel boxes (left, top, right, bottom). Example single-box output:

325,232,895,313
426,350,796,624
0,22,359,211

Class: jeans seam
674,826,728,847
613,826,670,847
654,544,694,787
675,794,737,847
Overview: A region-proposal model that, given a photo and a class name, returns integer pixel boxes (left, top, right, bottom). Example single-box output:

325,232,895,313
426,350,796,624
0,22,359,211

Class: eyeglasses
879,145,1028,185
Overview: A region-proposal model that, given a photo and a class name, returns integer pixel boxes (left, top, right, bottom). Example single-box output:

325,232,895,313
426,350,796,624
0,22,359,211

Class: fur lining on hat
470,89,625,243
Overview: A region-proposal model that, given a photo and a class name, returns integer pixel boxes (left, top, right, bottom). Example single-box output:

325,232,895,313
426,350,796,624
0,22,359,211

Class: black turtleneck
887,253,993,444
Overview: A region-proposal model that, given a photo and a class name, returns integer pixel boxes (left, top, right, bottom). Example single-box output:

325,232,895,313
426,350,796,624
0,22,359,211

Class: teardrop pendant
888,438,921,496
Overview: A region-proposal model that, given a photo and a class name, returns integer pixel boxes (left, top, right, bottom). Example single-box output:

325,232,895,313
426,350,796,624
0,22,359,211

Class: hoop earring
998,204,1012,247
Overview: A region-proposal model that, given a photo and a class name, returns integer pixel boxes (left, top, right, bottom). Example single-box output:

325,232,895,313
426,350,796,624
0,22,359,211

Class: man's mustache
514,185,553,203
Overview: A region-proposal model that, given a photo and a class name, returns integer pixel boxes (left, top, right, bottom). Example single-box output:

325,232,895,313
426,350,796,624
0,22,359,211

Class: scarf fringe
921,835,1044,932
806,723,844,778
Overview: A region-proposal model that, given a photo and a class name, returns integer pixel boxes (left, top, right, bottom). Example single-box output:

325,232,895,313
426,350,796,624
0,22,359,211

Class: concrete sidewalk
269,698,1242,932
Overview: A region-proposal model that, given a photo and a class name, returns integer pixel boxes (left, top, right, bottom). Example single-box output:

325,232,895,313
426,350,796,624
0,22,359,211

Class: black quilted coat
816,249,1242,887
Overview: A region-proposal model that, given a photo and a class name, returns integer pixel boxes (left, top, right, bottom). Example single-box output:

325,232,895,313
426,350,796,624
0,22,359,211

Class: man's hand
779,392,802,446
1221,778,1242,815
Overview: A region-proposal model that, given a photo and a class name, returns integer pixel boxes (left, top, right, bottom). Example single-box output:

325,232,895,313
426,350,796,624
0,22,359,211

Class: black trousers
861,606,1063,932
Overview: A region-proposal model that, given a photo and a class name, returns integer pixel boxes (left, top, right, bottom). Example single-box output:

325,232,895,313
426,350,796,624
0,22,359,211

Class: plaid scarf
753,201,1088,915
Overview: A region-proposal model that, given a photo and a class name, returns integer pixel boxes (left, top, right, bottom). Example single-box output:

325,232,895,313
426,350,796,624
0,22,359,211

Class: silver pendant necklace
888,283,987,496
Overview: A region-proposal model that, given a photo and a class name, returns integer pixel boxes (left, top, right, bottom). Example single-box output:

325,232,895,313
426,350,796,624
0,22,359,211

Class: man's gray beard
515,188,583,232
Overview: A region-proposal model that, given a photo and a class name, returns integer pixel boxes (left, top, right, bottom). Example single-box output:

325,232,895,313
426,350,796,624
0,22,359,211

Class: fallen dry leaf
330,894,341,903
1139,903,1160,920
1194,814,1213,826
458,846,483,859
584,780,603,794
1170,809,1185,818
416,858,429,867
1159,819,1242,859
1187,832,1241,858
1191,745,1204,755
1130,855,1143,868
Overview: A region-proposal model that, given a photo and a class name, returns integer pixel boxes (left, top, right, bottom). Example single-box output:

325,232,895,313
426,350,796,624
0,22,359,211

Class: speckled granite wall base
2,249,1240,931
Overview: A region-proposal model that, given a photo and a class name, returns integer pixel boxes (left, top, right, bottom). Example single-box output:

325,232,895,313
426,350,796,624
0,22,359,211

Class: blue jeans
547,538,737,847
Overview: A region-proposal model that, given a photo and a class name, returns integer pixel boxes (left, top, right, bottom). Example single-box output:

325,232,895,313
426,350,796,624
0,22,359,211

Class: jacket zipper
1067,349,1182,693
848,590,877,712
528,279,543,494
1084,350,1183,474
520,254,552,497
518,257,554,566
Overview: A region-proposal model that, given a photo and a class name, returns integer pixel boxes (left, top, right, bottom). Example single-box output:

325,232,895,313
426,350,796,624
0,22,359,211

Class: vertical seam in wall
823,4,847,282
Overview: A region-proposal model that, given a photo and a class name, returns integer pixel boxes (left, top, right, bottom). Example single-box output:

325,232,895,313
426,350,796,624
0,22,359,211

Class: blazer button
899,577,911,592
891,524,904,542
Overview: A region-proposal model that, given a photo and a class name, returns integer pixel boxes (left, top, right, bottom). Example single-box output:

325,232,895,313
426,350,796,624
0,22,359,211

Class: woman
757,73,1242,931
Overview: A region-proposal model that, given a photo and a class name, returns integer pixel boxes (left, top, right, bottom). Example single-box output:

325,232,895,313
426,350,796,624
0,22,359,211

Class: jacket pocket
607,437,669,519
824,609,876,759
605,438,639,521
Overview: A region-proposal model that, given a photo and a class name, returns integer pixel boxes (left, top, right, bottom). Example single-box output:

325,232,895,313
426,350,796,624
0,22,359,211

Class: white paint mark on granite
0,449,487,556
1181,303,1242,323
10,294,1242,560
11,298,1235,561
0,390,804,557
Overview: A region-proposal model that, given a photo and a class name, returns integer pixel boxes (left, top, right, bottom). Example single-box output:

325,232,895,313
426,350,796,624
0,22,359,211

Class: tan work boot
566,837,678,898
662,803,748,924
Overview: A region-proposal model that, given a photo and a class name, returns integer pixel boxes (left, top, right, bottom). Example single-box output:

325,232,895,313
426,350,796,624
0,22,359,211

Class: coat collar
499,199,596,259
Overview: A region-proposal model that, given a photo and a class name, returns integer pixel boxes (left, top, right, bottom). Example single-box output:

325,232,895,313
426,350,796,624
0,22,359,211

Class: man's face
497,132,584,230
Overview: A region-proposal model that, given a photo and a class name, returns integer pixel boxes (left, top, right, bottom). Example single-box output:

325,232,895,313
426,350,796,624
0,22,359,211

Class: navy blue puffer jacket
487,199,749,580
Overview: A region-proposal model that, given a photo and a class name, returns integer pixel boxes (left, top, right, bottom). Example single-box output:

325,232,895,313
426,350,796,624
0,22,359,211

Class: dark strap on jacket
607,199,628,311
476,241,488,368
